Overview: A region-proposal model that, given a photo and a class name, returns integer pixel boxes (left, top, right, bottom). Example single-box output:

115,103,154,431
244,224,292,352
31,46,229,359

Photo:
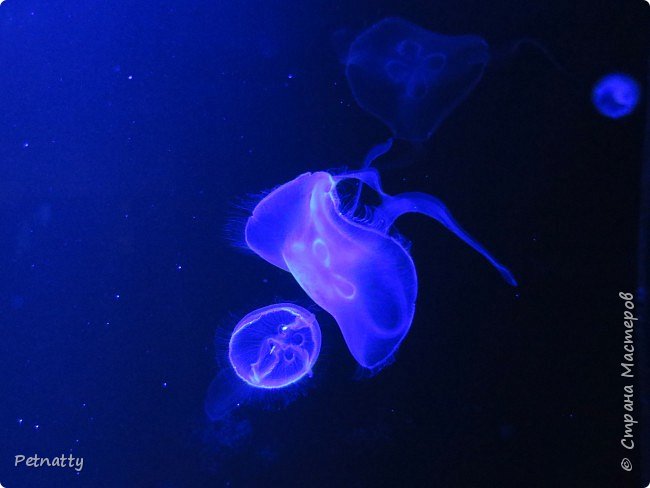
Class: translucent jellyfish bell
228,303,321,389
245,166,515,370
204,303,321,422
592,73,641,119
345,17,489,141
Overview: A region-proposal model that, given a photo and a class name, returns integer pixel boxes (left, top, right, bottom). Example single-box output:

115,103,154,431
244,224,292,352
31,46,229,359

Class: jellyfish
244,164,516,371
228,303,321,388
592,73,641,119
345,17,489,141
205,303,321,421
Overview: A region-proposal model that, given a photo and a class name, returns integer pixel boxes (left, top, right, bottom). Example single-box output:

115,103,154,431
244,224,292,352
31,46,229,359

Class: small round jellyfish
229,303,321,389
592,73,641,119
205,304,321,422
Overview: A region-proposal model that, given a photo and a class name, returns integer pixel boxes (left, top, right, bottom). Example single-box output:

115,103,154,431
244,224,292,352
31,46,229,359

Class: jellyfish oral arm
349,138,395,212
382,192,517,286
334,169,516,285
362,138,394,168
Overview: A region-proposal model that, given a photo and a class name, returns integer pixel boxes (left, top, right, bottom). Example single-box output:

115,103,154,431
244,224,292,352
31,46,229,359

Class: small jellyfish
592,73,641,119
245,164,515,371
205,303,321,421
345,17,489,141
229,303,321,389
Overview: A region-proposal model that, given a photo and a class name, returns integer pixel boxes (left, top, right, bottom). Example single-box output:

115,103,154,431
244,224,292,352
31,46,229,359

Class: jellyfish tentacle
362,137,394,168
334,171,516,285
335,167,384,195
506,38,572,80
335,168,398,233
348,138,395,212
379,191,517,286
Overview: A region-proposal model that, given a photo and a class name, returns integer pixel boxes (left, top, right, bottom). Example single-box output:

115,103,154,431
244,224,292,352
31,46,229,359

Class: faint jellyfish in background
345,17,489,141
205,303,321,422
592,73,641,119
244,141,516,371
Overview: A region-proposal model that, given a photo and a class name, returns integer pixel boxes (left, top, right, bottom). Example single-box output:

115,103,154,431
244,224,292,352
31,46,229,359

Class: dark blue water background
1,1,648,486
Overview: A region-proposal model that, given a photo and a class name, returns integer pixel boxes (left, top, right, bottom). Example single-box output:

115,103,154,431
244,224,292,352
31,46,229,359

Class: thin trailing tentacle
350,138,394,211
380,191,517,286
362,138,394,168
335,158,517,286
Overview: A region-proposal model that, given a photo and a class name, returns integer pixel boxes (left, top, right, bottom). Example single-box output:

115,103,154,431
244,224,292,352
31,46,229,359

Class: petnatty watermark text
14,453,84,472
